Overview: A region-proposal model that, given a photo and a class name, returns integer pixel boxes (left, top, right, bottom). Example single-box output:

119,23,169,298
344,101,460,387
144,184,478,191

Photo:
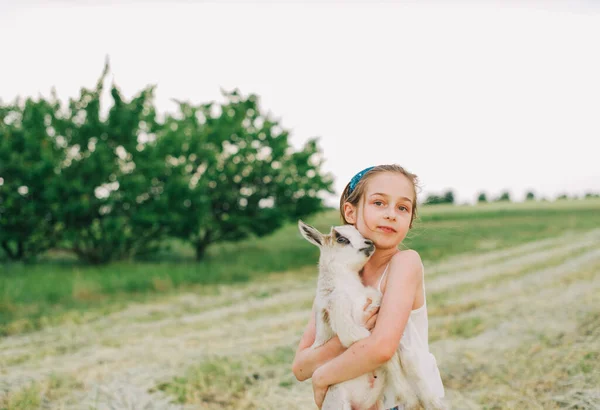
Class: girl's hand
362,298,379,331
312,367,329,409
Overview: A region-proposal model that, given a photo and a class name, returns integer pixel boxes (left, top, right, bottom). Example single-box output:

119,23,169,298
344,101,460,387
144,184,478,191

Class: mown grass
441,309,600,409
427,241,599,316
1,198,600,337
152,256,600,409
153,346,297,409
0,373,82,410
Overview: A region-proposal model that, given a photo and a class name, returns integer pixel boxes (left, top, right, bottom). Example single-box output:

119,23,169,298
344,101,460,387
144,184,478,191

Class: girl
291,164,445,410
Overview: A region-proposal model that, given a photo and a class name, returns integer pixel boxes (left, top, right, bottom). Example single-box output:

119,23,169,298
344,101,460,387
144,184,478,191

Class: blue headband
348,166,375,195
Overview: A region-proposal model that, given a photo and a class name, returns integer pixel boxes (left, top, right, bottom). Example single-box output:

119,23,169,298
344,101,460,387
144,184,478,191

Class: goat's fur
299,220,446,410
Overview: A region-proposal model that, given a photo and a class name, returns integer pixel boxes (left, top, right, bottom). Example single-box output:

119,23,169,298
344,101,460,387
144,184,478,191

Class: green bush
0,61,334,263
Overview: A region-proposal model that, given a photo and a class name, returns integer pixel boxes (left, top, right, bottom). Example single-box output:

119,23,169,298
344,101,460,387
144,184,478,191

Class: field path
2,229,599,409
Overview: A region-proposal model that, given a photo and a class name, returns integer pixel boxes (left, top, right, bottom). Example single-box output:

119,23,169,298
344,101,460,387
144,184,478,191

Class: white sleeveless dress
376,262,445,410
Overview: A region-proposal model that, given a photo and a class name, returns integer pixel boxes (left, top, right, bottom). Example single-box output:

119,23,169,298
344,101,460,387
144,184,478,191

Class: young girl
291,164,445,410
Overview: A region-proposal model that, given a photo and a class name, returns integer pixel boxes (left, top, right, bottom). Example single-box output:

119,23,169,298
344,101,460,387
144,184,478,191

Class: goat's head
298,220,375,271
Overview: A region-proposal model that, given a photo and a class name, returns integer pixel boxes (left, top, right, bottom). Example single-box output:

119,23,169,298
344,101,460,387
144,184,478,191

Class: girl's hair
339,164,421,228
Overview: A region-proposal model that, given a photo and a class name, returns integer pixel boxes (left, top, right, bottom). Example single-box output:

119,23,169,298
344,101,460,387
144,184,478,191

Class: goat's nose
364,239,373,246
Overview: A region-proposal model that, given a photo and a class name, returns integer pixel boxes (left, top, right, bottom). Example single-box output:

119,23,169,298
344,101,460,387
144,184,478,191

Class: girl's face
344,172,414,251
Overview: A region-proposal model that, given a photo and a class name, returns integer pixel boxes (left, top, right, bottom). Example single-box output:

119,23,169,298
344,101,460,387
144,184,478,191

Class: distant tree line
424,189,515,205
477,190,600,203
0,61,334,264
477,191,511,203
424,190,455,205
423,189,600,206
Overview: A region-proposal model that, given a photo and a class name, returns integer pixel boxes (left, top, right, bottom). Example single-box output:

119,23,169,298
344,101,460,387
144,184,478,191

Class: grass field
1,199,599,409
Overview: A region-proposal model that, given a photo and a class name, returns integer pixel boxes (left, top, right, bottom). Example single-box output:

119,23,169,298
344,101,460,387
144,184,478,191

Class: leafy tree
496,191,511,202
525,191,535,201
49,63,181,263
425,189,455,205
160,90,334,260
477,192,487,203
0,97,66,261
1,61,334,263
443,190,454,205
424,194,442,205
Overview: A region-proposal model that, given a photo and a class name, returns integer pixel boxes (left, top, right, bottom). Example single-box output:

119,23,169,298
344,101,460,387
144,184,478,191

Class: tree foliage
158,91,334,259
0,61,334,263
0,97,65,261
495,191,511,202
424,189,455,205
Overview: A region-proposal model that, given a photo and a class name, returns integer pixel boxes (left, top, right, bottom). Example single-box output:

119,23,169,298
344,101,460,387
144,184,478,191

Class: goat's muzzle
359,243,375,256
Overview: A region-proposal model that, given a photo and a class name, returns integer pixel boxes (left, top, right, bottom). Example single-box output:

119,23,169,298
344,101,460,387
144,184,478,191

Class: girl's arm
312,250,422,389
292,299,380,381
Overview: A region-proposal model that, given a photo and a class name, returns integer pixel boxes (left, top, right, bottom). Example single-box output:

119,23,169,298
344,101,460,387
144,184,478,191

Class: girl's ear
298,220,323,247
343,202,357,224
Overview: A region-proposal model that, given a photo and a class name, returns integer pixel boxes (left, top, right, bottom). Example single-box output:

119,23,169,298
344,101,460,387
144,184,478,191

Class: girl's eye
337,236,349,244
374,201,384,206
399,206,408,212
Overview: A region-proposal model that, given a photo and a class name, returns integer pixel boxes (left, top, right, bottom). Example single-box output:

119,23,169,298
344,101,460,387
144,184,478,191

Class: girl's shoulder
381,249,423,287
390,249,423,273
388,250,426,310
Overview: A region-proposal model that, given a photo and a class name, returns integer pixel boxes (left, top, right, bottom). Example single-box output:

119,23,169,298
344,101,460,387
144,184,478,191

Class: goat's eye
337,236,349,244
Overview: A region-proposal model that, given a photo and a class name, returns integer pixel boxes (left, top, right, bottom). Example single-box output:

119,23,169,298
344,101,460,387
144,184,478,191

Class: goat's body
312,264,386,410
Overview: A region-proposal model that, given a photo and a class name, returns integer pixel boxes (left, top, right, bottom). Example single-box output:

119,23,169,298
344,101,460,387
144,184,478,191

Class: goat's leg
366,400,385,410
321,385,351,410
398,350,447,410
329,296,371,347
385,352,420,410
364,286,382,308
312,312,335,349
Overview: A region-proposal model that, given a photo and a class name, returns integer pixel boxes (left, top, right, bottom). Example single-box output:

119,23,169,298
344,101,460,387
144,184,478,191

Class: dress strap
421,262,426,292
376,263,390,292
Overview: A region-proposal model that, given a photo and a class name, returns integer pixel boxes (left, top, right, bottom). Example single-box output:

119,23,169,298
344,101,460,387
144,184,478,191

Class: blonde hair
339,164,420,228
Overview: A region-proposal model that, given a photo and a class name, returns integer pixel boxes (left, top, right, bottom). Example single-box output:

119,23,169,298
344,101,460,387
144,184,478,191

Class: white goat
299,220,445,410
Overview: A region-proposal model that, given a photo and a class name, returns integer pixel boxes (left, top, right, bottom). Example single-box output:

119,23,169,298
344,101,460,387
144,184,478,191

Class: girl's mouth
378,226,396,233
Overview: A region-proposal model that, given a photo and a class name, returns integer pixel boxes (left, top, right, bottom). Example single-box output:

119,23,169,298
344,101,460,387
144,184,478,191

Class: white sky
1,1,599,206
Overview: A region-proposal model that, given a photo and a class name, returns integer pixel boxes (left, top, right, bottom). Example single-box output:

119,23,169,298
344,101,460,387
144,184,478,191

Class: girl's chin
372,240,401,251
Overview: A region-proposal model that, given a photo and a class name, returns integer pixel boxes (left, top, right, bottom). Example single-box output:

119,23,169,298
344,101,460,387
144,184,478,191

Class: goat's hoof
396,395,420,410
423,397,448,410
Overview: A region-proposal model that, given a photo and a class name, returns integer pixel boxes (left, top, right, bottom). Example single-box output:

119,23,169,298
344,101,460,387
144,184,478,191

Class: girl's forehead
365,172,414,197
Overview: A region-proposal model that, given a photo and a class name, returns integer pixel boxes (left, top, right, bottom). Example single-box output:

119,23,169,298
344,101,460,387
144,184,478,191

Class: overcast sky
1,1,599,205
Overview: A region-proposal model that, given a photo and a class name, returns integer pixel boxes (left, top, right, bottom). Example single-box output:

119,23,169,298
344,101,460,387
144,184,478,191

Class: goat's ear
298,220,323,247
